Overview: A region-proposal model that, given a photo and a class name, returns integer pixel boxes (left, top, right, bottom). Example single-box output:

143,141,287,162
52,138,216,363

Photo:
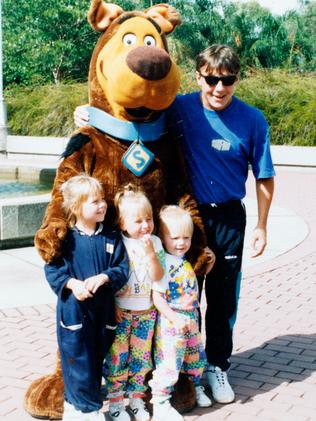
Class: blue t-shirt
167,93,275,204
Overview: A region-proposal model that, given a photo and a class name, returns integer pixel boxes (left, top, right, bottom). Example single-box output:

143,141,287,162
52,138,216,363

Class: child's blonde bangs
159,205,194,237
118,194,153,221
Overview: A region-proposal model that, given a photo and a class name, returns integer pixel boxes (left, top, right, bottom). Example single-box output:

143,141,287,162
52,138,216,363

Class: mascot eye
144,35,156,47
123,33,137,46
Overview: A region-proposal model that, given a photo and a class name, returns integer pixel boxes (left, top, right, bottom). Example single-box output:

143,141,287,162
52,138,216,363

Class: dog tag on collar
122,140,155,176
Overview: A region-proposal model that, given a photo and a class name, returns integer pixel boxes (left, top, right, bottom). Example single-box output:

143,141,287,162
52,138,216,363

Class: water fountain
0,135,67,248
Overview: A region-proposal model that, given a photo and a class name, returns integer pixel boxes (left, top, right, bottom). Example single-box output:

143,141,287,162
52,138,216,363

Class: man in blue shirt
167,44,275,404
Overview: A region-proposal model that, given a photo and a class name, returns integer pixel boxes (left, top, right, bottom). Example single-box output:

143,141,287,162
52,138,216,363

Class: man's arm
251,177,274,257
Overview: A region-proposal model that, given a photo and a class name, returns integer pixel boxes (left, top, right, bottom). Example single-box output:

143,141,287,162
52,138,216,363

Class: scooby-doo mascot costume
24,1,209,419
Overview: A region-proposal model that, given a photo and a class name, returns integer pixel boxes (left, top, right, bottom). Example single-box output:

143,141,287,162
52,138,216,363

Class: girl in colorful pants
107,185,165,421
149,206,215,421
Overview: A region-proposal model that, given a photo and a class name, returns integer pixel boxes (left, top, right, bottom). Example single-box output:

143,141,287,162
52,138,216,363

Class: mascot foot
24,354,64,420
23,372,64,420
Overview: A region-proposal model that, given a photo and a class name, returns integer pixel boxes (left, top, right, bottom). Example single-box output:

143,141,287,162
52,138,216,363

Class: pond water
0,181,52,199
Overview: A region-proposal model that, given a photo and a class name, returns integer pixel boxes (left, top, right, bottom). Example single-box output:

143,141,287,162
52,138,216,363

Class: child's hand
84,274,109,294
141,234,155,256
115,305,124,323
67,278,93,301
141,234,164,281
172,314,191,334
204,247,216,274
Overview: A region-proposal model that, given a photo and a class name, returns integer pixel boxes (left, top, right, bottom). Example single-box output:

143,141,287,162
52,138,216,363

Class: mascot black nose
126,46,172,81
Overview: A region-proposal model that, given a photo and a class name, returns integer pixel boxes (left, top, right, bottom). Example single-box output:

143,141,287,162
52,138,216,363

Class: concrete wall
0,194,50,249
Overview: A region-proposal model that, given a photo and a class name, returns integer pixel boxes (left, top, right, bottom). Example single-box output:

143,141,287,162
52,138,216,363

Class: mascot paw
35,219,68,263
171,373,196,413
24,372,64,420
193,250,211,276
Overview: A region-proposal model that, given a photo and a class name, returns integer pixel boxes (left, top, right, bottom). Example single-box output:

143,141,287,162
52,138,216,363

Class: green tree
3,0,97,86
284,1,316,71
172,0,316,72
3,0,316,88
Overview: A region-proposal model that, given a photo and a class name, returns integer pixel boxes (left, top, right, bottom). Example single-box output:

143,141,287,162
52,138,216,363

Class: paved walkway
1,168,316,420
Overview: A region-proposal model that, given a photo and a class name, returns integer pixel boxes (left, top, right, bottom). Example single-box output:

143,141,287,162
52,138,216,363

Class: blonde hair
61,174,104,227
114,183,153,228
159,205,194,237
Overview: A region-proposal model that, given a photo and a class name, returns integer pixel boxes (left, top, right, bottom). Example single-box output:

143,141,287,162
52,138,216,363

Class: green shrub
5,83,88,137
237,69,316,146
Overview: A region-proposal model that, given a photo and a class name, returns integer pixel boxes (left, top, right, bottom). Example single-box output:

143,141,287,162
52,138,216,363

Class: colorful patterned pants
106,308,156,399
149,309,206,400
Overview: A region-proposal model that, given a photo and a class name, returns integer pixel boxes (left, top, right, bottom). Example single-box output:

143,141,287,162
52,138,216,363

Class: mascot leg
24,351,64,420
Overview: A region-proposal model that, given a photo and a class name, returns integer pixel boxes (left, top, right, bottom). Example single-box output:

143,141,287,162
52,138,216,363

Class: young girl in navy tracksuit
45,174,129,421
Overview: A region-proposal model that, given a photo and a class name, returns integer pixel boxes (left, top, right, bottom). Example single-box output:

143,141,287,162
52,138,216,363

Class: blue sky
233,0,300,15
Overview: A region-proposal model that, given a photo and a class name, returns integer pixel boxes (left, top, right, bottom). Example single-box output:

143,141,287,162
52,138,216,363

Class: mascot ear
145,3,182,34
88,0,123,32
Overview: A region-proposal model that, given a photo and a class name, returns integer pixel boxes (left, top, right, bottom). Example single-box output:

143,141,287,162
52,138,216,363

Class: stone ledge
0,194,50,248
7,135,68,156
3,136,316,168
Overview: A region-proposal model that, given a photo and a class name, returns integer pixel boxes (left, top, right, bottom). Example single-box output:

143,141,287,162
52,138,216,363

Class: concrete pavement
0,168,316,420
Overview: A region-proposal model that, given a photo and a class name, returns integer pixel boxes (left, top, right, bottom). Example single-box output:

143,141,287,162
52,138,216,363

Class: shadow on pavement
193,333,316,416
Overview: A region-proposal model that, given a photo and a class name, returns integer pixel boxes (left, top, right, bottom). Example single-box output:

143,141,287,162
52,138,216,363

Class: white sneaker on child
109,401,131,421
206,365,235,403
62,401,83,421
152,399,183,421
129,397,150,421
195,385,212,407
81,410,105,421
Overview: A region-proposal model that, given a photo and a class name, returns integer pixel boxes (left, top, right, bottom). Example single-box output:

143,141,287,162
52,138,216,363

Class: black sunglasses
199,73,237,86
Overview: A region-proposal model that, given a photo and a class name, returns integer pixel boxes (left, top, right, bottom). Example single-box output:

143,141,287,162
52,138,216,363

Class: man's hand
251,227,267,257
74,105,89,128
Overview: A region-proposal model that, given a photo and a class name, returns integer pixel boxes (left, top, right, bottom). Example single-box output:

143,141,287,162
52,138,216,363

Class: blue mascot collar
87,106,165,142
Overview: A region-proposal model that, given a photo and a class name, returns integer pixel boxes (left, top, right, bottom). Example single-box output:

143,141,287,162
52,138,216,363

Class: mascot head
87,0,181,121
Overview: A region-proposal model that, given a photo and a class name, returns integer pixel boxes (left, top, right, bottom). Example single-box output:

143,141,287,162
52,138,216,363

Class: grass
4,69,316,146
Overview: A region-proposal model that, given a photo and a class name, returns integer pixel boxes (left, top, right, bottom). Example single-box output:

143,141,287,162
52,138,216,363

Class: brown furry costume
24,1,208,419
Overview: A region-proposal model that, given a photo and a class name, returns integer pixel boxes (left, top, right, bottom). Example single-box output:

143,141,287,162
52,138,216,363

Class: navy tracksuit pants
198,200,246,371
57,287,116,412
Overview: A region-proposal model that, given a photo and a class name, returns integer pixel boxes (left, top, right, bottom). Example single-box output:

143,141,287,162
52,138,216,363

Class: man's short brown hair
196,44,240,75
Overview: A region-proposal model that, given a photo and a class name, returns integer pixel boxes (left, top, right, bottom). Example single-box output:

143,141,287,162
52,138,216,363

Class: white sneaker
195,385,212,407
81,410,105,421
63,401,83,421
109,401,131,421
206,365,235,403
129,397,150,421
152,399,183,421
